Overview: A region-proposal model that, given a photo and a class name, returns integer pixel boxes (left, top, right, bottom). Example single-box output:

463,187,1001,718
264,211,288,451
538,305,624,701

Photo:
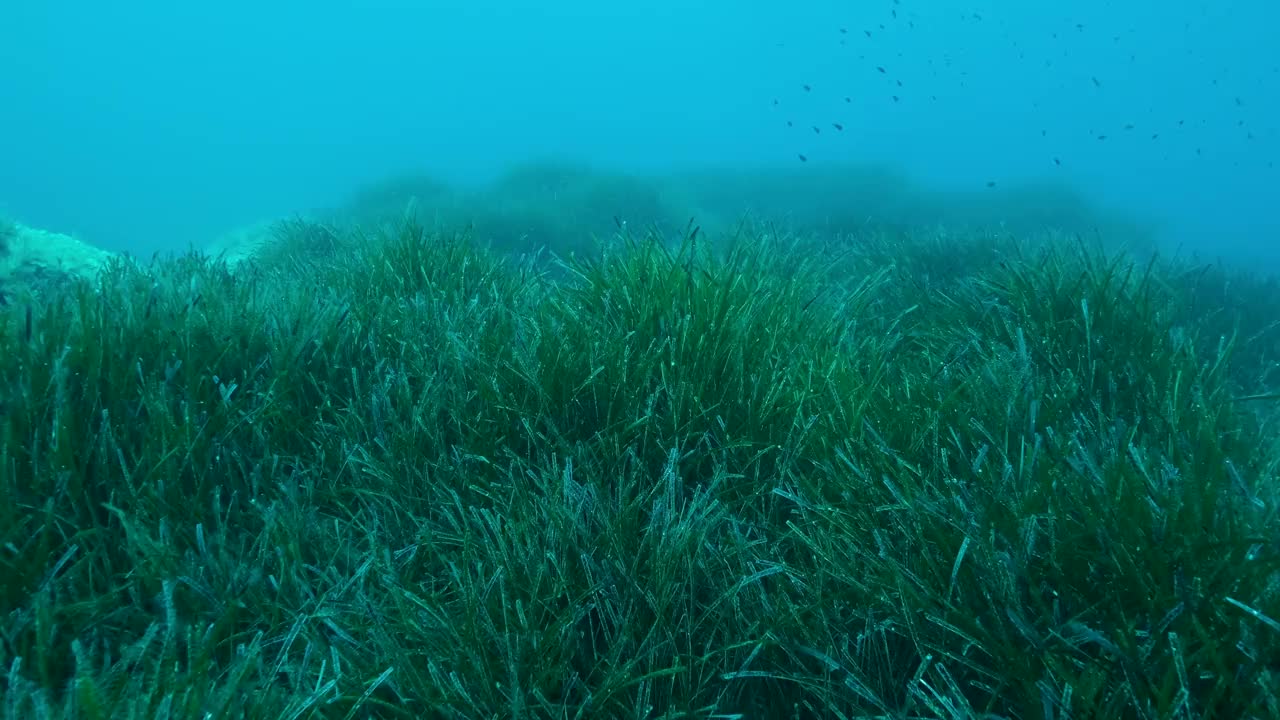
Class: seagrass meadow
0,216,1278,719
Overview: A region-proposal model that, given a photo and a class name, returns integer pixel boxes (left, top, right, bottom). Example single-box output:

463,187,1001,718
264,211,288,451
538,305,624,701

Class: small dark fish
897,79,903,87
1151,133,1159,140
892,95,900,102
803,84,811,91
786,120,794,127
798,153,808,162
772,98,779,106
832,122,844,131
1124,124,1134,130
812,126,821,134
986,181,996,188
840,27,847,34
845,96,852,103
1053,157,1061,165
1092,76,1101,87
877,66,887,73
864,30,872,37
1097,134,1107,140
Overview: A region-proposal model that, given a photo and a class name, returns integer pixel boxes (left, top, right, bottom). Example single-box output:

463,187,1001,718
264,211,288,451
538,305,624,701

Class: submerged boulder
0,220,114,303
204,215,343,271
204,219,282,269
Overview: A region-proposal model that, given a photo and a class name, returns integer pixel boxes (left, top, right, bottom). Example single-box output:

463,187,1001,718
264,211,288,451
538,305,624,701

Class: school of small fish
770,1,1274,186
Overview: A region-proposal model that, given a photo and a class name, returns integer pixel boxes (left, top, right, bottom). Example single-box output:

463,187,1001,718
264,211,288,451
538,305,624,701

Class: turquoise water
1,0,1275,266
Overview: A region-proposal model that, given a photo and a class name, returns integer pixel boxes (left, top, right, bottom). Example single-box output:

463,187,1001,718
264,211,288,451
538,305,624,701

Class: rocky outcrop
0,221,114,303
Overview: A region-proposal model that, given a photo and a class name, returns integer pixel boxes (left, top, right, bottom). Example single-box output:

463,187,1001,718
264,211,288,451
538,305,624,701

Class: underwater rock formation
0,220,113,302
